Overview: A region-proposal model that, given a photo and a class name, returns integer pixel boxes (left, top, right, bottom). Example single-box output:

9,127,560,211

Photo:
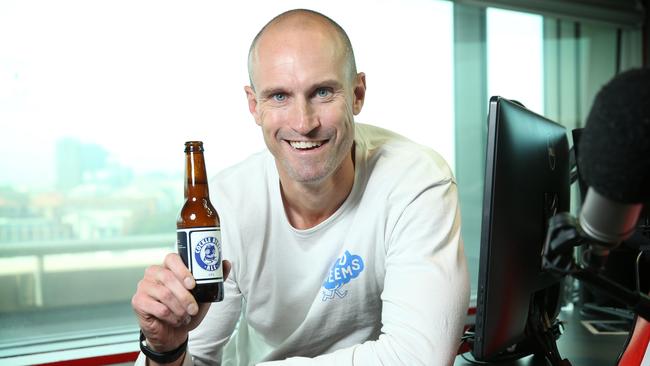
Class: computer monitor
472,97,571,364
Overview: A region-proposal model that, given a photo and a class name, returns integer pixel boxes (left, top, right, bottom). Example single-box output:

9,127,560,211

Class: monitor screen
472,96,570,362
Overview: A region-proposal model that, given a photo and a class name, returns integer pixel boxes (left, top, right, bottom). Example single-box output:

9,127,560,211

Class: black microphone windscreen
578,68,650,203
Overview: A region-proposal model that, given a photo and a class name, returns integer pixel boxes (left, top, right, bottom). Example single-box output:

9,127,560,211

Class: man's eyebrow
311,79,343,90
258,87,286,98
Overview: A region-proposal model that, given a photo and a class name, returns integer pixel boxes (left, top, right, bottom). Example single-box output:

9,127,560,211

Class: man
132,8,469,366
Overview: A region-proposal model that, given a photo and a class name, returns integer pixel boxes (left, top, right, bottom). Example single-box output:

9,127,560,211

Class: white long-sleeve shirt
137,123,470,366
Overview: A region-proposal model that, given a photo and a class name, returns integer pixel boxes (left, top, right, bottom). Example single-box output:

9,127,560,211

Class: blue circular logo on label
194,236,221,271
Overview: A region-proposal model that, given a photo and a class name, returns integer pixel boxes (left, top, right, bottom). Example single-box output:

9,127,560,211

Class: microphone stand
542,212,650,321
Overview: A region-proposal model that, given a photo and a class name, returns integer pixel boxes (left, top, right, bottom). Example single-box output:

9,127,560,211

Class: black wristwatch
139,330,188,364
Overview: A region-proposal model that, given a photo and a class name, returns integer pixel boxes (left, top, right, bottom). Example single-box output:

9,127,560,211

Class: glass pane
456,7,545,292
487,7,544,113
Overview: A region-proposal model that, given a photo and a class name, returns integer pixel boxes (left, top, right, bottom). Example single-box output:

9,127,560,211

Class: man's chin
287,171,328,185
282,164,331,185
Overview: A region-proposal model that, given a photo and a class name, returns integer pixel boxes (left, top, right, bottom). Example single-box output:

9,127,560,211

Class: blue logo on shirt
322,250,364,301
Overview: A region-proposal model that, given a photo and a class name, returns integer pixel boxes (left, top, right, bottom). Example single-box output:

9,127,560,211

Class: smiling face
245,15,365,187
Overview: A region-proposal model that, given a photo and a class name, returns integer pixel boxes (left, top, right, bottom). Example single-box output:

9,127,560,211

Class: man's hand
132,253,231,354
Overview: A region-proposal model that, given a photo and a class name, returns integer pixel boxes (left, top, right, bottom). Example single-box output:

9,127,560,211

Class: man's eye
273,94,287,102
316,88,332,98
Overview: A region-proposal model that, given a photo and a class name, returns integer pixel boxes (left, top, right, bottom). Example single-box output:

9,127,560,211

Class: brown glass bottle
176,141,224,303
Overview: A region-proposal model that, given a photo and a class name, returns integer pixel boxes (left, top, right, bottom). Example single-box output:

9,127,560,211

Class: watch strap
139,330,188,364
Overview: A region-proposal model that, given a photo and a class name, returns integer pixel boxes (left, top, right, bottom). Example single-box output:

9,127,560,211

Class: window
454,7,546,292
486,8,544,114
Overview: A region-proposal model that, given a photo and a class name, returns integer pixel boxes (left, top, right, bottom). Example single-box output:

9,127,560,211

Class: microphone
578,68,650,258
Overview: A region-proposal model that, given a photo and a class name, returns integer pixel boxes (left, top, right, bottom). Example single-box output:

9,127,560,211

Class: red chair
618,315,650,366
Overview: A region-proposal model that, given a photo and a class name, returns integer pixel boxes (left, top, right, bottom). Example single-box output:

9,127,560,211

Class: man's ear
352,72,366,115
244,85,261,125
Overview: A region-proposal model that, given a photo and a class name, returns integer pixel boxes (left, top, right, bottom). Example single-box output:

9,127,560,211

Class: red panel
34,351,139,366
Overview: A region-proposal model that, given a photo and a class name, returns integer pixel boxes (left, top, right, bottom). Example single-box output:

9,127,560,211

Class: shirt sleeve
187,272,244,366
257,179,471,366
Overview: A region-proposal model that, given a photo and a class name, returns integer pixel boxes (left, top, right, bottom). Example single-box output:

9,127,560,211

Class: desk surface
455,308,630,366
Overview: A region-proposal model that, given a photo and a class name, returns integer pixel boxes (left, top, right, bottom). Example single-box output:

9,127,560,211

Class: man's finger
138,283,189,327
146,268,195,320
164,253,195,289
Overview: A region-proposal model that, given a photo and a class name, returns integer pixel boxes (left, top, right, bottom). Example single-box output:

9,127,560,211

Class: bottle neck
184,151,209,199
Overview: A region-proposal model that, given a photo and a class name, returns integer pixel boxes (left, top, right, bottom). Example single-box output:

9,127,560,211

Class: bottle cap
184,141,204,153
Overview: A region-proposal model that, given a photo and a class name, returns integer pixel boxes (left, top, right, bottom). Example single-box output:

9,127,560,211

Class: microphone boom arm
542,212,650,321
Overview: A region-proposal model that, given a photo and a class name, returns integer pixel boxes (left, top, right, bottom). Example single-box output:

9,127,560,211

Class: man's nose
290,98,319,135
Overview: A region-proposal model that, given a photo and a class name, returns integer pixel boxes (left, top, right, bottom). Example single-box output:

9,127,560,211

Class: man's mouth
288,140,326,150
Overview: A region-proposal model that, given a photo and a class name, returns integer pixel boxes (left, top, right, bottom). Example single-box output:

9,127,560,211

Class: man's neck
279,155,355,230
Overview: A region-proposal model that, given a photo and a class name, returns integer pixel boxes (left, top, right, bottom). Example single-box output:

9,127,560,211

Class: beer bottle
176,141,224,302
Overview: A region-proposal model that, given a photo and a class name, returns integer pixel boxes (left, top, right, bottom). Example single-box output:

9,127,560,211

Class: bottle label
176,227,223,284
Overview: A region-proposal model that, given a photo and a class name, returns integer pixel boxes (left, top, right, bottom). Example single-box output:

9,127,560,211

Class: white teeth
289,140,323,149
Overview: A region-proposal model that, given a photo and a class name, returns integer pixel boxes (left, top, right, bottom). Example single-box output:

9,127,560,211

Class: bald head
247,9,357,90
